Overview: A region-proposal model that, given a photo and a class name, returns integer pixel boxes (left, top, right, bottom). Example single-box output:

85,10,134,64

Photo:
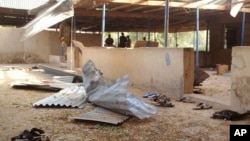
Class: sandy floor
0,64,249,141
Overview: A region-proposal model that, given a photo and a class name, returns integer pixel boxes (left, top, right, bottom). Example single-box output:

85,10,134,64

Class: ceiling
0,0,250,32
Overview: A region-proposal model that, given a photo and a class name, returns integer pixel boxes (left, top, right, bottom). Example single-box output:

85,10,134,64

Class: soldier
105,34,114,46
58,20,71,62
118,32,127,48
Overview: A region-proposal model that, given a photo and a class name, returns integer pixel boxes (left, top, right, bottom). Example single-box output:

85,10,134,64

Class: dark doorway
225,26,237,49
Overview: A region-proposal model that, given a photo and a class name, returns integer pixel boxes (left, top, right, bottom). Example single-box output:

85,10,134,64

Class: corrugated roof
21,0,74,41
33,85,87,108
0,0,49,10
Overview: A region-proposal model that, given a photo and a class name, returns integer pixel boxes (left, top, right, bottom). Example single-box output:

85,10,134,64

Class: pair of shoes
152,95,174,107
177,97,195,103
11,128,49,141
143,93,160,98
154,101,174,107
193,103,212,110
151,95,170,102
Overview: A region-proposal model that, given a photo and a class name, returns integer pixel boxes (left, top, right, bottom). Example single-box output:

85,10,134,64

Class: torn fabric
21,0,74,41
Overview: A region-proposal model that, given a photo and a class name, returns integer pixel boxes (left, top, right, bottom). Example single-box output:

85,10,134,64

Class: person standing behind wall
58,20,71,62
118,32,127,48
126,35,131,48
105,34,114,47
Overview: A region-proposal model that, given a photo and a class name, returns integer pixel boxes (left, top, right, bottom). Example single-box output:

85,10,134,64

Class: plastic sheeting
21,0,74,41
83,60,157,119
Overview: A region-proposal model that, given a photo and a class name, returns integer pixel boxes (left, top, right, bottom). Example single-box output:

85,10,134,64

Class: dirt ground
0,64,249,141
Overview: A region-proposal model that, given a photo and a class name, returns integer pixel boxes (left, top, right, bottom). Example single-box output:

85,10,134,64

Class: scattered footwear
143,93,174,108
193,102,212,110
143,92,160,98
151,95,170,102
151,94,174,108
154,100,174,107
177,97,195,103
11,128,50,141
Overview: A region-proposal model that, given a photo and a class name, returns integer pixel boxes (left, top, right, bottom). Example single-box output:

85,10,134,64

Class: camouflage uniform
59,21,71,62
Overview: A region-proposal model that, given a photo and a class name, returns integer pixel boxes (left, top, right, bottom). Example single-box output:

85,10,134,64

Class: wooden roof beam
87,2,103,10
101,0,230,10
108,4,131,11
125,6,146,12
73,0,92,8
142,7,165,13
75,10,163,19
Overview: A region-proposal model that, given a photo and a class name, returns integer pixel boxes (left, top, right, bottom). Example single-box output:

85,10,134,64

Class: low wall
80,47,194,99
0,28,54,63
0,27,101,64
231,46,250,112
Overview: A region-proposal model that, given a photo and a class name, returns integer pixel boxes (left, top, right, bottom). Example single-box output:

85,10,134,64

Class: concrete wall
0,28,52,63
231,46,250,113
0,28,24,63
0,27,101,63
80,47,194,99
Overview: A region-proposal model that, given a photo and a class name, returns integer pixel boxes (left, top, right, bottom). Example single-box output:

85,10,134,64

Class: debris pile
32,60,157,120
82,60,157,119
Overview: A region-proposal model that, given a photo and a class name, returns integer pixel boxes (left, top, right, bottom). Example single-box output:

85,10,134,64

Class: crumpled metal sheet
69,107,129,125
33,84,87,108
83,60,157,119
81,60,104,94
21,0,74,41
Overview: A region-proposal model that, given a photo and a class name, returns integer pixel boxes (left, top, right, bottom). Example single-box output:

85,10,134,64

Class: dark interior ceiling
0,0,250,32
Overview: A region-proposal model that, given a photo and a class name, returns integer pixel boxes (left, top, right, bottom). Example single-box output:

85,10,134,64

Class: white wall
80,47,194,99
231,46,250,112
0,27,101,63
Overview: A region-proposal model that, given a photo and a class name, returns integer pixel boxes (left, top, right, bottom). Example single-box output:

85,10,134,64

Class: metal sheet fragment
33,85,87,108
69,107,129,125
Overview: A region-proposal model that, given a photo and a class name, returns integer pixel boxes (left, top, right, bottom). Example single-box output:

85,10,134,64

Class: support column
164,0,169,47
101,3,106,47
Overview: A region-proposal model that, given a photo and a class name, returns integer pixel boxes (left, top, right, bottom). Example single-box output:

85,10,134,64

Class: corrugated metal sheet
33,85,87,108
0,0,49,10
69,107,129,125
38,64,83,82
21,0,74,41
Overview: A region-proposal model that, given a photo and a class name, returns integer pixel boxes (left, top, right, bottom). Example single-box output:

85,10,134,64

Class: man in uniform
58,20,71,62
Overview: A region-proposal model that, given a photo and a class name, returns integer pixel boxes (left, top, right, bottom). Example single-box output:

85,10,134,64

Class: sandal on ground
154,101,174,107
143,93,160,98
193,103,212,110
177,97,195,103
151,95,170,102
11,128,49,141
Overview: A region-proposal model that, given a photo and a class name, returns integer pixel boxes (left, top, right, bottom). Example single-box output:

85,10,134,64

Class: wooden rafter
108,4,131,11
142,7,165,13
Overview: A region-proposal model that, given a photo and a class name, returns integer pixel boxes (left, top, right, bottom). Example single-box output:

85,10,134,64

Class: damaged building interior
1,0,250,140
